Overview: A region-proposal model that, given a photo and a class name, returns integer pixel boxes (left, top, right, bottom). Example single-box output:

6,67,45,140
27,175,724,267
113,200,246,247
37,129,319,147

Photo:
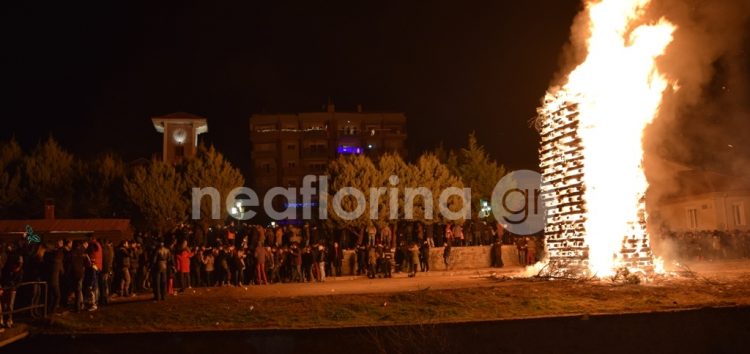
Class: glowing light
540,0,675,276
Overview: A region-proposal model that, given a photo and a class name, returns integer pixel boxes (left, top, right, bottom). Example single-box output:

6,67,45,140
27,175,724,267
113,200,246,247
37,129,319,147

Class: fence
1,281,48,323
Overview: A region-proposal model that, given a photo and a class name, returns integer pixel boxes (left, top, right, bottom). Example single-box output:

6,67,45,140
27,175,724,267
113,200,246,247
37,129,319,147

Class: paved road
114,267,524,300
112,259,750,301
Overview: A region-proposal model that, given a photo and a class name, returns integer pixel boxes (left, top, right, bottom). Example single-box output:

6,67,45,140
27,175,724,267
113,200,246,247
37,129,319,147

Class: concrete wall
339,245,523,275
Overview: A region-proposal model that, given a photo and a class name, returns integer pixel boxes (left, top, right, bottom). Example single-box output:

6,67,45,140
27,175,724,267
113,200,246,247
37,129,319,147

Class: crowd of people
0,220,513,327
657,229,750,261
18,220,747,329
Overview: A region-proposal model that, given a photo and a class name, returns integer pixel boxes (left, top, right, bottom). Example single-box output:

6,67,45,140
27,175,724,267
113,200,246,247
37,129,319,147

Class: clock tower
152,112,208,164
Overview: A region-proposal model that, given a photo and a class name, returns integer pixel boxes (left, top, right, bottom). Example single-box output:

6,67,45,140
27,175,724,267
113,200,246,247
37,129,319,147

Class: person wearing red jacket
175,241,193,292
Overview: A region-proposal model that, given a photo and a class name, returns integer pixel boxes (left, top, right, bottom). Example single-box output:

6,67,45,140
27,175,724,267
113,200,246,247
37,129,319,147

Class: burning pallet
537,91,656,276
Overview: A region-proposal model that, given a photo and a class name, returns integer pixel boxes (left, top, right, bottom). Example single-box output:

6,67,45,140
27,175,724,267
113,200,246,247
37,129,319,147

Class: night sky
3,1,583,177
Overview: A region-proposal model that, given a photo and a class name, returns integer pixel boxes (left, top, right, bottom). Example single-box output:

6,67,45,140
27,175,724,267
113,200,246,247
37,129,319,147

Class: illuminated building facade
249,103,407,194
152,112,208,165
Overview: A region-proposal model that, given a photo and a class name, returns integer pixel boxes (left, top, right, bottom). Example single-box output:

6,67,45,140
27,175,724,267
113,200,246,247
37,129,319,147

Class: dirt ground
47,260,750,334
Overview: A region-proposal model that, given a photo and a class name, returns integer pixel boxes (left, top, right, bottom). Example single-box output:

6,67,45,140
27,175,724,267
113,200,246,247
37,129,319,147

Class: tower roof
152,112,208,134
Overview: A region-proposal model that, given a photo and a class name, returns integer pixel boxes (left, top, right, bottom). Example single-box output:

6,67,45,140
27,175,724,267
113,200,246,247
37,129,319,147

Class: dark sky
1,1,581,177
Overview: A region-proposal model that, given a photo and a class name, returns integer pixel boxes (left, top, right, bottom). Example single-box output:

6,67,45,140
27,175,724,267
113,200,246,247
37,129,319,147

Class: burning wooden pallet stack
538,91,589,271
537,91,655,275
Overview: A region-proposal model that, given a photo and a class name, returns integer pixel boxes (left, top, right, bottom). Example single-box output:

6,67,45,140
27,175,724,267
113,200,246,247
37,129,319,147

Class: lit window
337,145,362,155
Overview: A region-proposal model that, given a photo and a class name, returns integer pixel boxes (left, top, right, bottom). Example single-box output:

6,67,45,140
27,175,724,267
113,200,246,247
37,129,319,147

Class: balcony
251,149,277,158
301,149,330,159
281,166,306,177
302,129,329,139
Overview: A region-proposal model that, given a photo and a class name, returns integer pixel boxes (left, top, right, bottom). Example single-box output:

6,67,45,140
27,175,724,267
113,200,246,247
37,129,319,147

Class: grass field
46,261,750,334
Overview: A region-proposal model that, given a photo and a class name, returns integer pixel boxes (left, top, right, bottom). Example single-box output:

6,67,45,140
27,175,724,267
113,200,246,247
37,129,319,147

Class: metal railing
1,281,48,322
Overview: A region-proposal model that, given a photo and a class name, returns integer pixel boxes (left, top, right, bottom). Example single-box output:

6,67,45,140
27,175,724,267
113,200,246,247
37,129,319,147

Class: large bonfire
538,0,675,277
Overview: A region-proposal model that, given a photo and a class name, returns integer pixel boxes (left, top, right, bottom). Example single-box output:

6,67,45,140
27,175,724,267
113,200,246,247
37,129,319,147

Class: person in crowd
218,246,231,286
84,241,100,311
289,244,303,282
472,222,481,246
443,243,451,270
356,243,367,276
175,241,193,292
115,240,132,297
367,223,377,247
526,237,537,265
367,246,378,279
1,244,23,328
329,242,343,277
316,244,327,282
61,240,73,308
70,241,87,311
382,246,393,278
268,247,279,283
204,248,216,286
419,241,430,272
481,222,491,245
100,239,114,305
226,222,236,246
254,243,268,285
425,223,435,248
416,223,425,245
151,241,172,301
444,224,453,246
28,243,45,317
492,240,504,268
45,239,65,313
274,227,283,248
139,244,151,290
302,223,311,247
465,222,474,246
408,243,420,277
129,242,141,294
302,246,314,282
454,223,465,247
233,248,245,286
515,237,527,266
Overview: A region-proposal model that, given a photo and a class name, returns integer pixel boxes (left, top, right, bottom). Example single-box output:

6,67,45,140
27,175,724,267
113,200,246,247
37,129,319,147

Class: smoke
646,0,750,167
551,0,750,177
547,1,750,262
643,0,750,220
551,0,750,199
642,0,750,264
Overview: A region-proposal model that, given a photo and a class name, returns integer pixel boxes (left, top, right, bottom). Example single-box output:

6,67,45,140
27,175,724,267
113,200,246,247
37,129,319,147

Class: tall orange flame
558,0,675,276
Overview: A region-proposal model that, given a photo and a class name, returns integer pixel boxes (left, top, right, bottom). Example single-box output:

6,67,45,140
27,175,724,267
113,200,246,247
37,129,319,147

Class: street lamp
234,201,244,219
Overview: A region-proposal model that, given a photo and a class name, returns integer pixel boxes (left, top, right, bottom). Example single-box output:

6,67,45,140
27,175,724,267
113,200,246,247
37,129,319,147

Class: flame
559,0,675,276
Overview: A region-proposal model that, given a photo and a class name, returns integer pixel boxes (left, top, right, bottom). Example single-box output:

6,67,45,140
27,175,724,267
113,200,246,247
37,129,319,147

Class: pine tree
413,153,466,224
457,133,506,219
22,137,76,218
0,138,24,218
124,159,188,233
325,154,380,242
184,145,245,233
76,153,127,218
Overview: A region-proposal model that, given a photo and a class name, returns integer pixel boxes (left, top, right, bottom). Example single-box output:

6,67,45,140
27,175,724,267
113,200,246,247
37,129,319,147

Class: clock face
173,128,187,144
